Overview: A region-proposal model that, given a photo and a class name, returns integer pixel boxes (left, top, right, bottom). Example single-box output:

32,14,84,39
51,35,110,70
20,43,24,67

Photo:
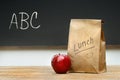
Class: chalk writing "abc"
9,11,40,30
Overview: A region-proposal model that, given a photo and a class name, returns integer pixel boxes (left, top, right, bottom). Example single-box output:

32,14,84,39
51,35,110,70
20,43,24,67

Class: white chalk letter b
19,12,29,30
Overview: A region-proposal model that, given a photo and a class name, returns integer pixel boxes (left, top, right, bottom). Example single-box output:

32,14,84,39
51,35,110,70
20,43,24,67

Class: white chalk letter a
9,13,18,29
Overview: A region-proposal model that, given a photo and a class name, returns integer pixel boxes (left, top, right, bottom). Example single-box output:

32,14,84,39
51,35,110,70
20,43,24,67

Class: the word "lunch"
9,11,40,30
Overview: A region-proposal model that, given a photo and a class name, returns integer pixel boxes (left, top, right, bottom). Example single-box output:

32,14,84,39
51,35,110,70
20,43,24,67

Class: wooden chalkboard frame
0,45,120,50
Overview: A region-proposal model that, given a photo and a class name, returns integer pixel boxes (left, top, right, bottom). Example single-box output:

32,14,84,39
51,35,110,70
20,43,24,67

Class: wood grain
0,66,120,80
0,46,67,50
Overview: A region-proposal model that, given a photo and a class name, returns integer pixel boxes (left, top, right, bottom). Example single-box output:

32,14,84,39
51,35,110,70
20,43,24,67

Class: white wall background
0,49,120,66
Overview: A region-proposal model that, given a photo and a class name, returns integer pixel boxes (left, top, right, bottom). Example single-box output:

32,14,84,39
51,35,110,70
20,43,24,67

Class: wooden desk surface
0,66,120,80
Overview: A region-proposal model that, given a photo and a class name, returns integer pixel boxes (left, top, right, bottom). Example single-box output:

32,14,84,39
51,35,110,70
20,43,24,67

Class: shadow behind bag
68,19,106,73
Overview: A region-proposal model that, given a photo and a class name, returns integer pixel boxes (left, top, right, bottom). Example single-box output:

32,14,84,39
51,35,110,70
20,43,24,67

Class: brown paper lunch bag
67,19,106,73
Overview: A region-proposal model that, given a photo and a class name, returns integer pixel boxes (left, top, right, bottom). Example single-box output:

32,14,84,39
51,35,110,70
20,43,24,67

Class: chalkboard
0,0,120,46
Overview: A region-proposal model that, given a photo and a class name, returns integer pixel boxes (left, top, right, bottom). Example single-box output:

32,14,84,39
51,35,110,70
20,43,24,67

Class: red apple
51,53,71,74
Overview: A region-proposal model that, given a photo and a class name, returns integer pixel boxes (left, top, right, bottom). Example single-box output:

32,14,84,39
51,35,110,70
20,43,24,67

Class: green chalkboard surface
0,0,120,46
